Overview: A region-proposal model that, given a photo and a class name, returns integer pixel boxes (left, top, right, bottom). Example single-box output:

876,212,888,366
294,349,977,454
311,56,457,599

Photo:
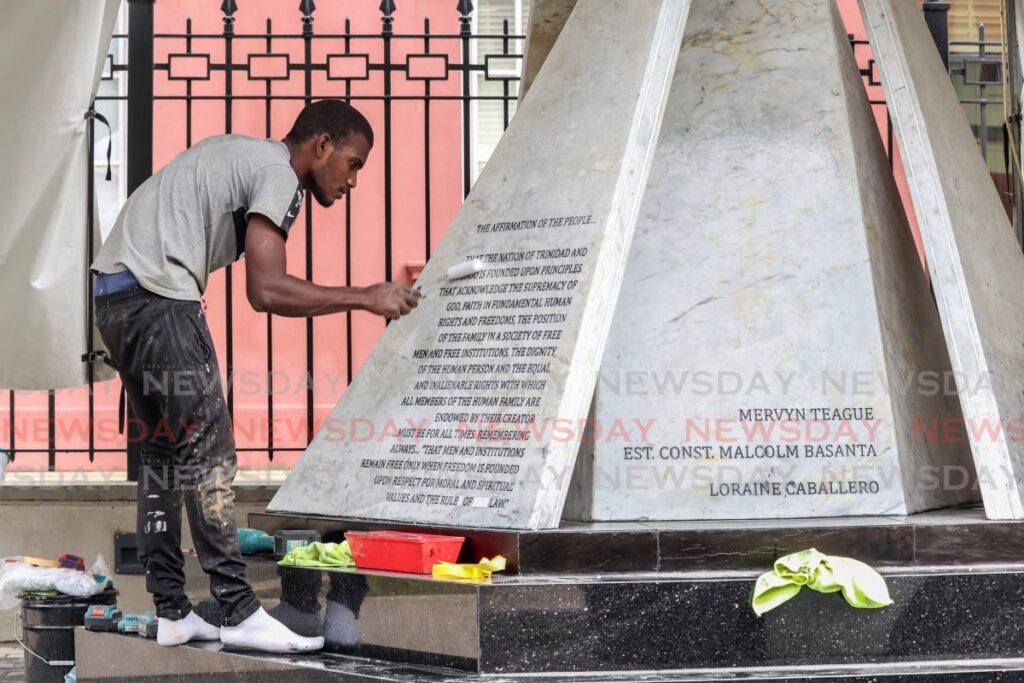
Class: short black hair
285,99,374,148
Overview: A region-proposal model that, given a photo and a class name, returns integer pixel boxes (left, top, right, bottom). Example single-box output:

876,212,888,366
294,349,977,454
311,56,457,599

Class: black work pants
94,285,260,626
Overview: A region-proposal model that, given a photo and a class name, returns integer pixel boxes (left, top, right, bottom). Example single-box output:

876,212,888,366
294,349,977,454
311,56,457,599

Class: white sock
220,607,324,654
156,611,221,647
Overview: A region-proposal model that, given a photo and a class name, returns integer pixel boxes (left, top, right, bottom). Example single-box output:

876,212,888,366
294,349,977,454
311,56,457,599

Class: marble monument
269,0,693,529
519,0,577,99
859,0,1024,520
564,0,978,520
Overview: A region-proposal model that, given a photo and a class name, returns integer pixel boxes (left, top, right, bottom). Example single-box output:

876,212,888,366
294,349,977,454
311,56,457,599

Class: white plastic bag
87,555,111,585
0,555,111,610
53,565,107,599
0,564,55,610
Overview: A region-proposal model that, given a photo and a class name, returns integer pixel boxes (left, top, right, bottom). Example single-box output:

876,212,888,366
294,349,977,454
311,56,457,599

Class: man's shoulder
186,135,296,191
196,134,289,163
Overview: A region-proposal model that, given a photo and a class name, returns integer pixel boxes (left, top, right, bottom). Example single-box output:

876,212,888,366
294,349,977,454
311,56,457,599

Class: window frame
468,0,530,184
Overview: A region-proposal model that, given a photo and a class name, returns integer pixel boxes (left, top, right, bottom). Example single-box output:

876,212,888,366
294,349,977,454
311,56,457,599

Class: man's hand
362,282,421,319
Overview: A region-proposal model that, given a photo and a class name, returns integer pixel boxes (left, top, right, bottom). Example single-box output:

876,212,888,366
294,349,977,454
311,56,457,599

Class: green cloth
277,541,355,568
752,548,893,616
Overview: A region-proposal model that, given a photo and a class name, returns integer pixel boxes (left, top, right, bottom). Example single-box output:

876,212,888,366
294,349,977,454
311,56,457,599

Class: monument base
248,505,1024,575
73,628,1024,681
73,508,1024,680
74,630,1024,683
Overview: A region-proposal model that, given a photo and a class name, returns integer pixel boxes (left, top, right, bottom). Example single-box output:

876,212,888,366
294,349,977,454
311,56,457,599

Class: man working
91,100,419,653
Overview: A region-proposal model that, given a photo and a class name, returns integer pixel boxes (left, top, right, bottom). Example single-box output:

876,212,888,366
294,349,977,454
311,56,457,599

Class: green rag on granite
751,548,893,616
278,541,355,568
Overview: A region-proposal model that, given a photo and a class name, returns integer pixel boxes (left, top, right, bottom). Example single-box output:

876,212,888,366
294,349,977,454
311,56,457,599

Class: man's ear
315,133,333,159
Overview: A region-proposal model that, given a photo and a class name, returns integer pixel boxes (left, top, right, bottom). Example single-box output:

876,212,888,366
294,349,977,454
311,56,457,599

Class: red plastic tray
344,531,465,574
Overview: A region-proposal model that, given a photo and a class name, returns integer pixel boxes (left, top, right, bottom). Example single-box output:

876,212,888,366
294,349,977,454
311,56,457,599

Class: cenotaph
269,0,693,528
564,0,978,520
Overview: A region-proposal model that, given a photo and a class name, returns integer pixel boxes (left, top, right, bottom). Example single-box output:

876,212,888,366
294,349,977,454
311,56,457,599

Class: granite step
73,631,1024,682
249,506,1024,575
178,557,1024,675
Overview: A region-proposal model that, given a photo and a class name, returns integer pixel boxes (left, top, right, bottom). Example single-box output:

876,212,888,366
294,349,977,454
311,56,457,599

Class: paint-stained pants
95,285,260,626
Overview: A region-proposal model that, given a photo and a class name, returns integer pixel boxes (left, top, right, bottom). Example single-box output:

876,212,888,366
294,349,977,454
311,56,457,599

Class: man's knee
187,456,238,528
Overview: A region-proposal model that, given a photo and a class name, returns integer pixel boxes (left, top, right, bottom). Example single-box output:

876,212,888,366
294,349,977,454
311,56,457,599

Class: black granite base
295,563,1024,674
115,556,1024,676
250,505,1024,575
72,630,1024,682
78,509,1024,680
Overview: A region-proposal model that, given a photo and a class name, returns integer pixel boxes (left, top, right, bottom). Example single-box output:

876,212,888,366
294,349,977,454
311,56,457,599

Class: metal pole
459,0,473,198
126,0,154,195
302,0,316,444
381,0,395,284
922,0,951,71
86,107,97,464
979,24,989,163
125,0,155,481
223,0,236,423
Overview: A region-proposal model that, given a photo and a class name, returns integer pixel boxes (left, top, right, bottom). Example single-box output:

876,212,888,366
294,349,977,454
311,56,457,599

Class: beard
304,169,335,207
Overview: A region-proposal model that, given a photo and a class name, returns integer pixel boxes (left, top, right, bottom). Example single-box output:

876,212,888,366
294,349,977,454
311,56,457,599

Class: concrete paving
0,644,25,682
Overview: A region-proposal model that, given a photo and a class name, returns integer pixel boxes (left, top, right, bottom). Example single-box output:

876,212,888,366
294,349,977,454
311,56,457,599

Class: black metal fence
2,1,1008,476
854,11,1008,171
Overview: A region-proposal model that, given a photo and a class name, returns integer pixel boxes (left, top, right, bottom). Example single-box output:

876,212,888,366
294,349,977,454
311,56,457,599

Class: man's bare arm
244,214,420,318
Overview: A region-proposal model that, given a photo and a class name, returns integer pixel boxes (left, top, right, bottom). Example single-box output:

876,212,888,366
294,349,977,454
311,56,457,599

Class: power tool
84,604,122,632
118,611,158,638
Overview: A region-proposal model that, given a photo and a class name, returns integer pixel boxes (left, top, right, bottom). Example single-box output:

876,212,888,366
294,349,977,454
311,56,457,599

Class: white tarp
0,1,119,389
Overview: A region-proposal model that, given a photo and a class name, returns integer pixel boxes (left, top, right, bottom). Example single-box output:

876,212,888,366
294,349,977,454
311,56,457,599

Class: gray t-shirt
92,134,303,301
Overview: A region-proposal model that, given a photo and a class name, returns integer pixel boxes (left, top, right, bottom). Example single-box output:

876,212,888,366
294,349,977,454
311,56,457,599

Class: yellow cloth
277,541,355,568
752,548,893,616
432,556,507,581
24,557,59,568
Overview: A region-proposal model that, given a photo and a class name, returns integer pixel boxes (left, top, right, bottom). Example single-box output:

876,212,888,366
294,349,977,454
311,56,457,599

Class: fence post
381,0,395,285
458,0,474,198
127,0,154,194
222,0,237,426
125,0,154,481
301,0,316,443
923,0,951,71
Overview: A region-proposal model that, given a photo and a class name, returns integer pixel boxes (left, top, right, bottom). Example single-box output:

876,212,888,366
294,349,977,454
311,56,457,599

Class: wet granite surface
169,556,1024,675
74,629,1024,682
250,506,1024,574
107,511,1024,679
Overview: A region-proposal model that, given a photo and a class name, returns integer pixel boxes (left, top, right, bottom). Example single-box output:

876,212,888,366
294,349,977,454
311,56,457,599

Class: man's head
285,99,374,207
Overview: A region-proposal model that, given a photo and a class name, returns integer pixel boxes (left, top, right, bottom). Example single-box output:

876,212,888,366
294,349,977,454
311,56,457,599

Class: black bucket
19,588,118,683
